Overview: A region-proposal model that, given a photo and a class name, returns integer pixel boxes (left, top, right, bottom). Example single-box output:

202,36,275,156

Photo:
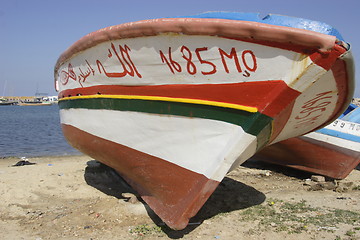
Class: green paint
59,97,273,149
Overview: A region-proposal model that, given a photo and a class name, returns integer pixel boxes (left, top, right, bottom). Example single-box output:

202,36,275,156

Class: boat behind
258,104,360,179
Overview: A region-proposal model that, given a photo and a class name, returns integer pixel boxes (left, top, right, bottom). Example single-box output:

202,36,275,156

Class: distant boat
257,103,360,179
18,101,52,106
0,98,16,106
54,12,355,229
18,96,57,106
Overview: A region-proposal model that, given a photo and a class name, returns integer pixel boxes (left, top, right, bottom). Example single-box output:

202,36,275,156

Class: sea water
0,104,81,158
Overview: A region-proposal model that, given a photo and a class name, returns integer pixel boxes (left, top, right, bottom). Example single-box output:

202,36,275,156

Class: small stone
339,181,354,188
122,193,139,204
308,183,323,191
335,182,354,192
304,179,312,186
259,170,271,177
311,175,325,182
322,182,337,190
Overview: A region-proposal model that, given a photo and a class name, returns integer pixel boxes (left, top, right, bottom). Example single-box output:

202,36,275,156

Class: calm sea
0,104,81,158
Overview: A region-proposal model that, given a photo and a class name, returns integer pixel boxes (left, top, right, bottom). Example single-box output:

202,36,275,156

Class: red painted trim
331,58,350,116
62,124,220,230
59,81,300,118
224,36,318,55
55,18,337,75
310,44,347,70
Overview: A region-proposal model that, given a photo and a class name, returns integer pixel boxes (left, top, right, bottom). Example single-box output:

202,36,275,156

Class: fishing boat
0,97,16,105
18,96,55,106
18,101,52,106
257,103,360,179
54,12,355,229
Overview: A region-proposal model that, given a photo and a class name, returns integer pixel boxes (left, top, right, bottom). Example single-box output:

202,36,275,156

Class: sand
0,155,359,240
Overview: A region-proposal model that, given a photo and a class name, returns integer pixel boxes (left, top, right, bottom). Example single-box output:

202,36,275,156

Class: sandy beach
0,155,359,240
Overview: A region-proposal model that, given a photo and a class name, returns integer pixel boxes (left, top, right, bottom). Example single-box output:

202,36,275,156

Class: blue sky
1,0,359,97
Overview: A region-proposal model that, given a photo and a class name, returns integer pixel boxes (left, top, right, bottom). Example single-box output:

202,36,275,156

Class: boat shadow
83,160,137,199
245,155,360,179
160,176,266,238
243,155,314,180
83,160,266,238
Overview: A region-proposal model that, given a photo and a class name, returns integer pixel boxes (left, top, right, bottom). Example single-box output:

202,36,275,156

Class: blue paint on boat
340,103,358,118
181,12,344,40
315,104,360,142
342,105,360,123
316,128,360,142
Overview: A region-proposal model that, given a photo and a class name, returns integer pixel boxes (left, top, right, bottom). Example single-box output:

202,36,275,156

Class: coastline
1,154,359,239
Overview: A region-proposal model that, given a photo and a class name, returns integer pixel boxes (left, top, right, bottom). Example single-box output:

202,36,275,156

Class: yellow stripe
60,94,258,113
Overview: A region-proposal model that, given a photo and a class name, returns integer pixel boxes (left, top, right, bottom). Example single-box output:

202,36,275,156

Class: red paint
269,100,295,142
159,47,182,73
60,63,77,85
78,60,95,84
96,43,142,79
219,47,243,74
62,124,220,230
223,36,317,55
308,58,351,133
293,91,334,129
55,18,337,73
326,58,351,125
195,47,217,75
258,136,360,179
159,46,257,77
309,44,347,70
242,50,257,72
180,45,197,75
59,81,300,118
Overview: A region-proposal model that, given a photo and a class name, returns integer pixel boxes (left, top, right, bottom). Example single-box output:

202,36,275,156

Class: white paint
60,108,257,181
56,34,310,92
324,119,360,137
288,61,327,92
272,69,338,143
305,132,360,152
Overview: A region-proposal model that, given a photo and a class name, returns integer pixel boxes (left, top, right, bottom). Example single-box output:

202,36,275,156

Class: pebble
309,183,323,191
259,170,271,177
304,179,312,186
335,182,354,192
122,193,139,204
322,182,336,190
311,175,325,182
305,177,355,192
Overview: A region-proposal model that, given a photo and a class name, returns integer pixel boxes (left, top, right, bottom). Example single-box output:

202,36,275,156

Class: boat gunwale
54,17,338,75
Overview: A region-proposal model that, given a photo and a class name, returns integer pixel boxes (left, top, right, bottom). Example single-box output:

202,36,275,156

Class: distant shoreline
0,153,83,160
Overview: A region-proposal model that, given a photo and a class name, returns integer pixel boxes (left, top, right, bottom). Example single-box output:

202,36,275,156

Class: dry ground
0,155,359,240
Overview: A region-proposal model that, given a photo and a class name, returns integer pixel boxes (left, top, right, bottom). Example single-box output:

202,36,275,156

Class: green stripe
59,98,273,149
